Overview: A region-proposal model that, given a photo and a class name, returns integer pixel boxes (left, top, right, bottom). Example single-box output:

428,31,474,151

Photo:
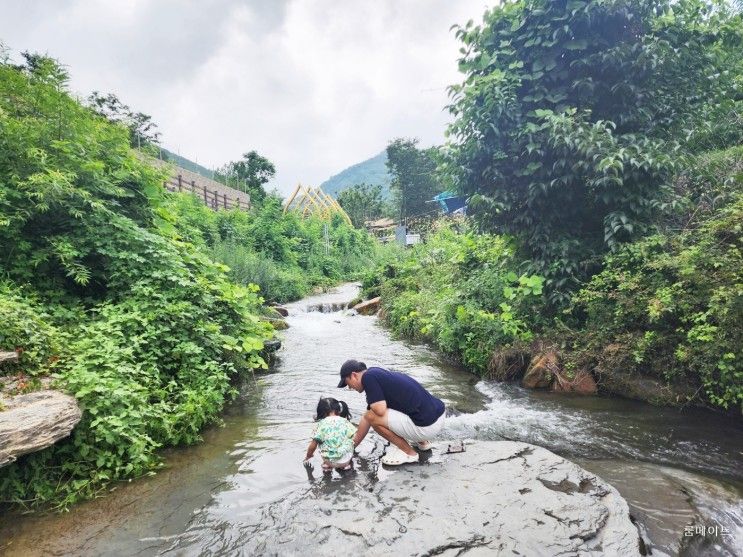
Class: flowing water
1,284,741,556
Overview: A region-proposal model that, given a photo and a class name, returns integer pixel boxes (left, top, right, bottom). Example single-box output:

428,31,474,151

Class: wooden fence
164,174,250,211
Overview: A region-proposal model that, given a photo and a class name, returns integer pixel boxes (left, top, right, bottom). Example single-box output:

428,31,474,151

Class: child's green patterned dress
313,415,356,461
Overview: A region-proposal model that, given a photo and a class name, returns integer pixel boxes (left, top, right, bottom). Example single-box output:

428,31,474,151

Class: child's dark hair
315,397,351,421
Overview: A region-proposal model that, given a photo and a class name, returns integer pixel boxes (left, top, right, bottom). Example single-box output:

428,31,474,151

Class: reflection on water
1,283,741,556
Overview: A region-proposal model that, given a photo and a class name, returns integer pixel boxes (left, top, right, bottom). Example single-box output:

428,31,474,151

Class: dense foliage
0,51,371,509
367,1,742,414
443,0,743,304
565,146,743,410
365,224,544,373
164,194,375,302
337,183,387,227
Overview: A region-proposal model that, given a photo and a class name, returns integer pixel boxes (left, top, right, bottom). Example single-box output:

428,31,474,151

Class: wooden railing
164,174,250,211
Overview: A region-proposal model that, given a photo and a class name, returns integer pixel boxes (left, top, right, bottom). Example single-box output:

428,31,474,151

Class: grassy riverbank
0,54,373,510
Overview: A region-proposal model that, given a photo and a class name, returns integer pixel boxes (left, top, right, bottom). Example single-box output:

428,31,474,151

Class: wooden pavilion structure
283,184,352,225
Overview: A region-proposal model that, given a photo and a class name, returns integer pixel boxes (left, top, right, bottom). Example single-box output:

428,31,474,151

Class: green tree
337,183,385,227
444,0,743,304
386,138,443,221
217,150,276,204
87,91,161,147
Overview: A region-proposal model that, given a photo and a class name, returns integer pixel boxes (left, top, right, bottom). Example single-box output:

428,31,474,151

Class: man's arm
353,401,388,446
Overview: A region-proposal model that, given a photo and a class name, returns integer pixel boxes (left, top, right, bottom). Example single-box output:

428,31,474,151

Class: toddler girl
303,397,356,471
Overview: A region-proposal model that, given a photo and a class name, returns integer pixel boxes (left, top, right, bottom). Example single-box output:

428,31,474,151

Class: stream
1,283,741,556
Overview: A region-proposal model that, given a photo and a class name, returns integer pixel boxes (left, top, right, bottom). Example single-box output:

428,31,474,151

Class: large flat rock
0,390,82,466
240,440,643,555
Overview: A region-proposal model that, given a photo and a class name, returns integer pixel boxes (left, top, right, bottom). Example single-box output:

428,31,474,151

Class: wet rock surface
0,390,82,466
270,305,289,317
237,440,642,556
552,369,598,395
522,351,558,389
353,296,381,315
575,459,743,557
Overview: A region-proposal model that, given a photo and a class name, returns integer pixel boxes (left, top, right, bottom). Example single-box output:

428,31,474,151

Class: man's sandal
381,447,419,466
414,440,432,451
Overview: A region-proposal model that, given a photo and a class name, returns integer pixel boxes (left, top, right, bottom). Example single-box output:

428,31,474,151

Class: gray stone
270,305,289,317
266,317,289,330
0,351,19,365
0,390,82,466
238,440,642,555
263,339,282,352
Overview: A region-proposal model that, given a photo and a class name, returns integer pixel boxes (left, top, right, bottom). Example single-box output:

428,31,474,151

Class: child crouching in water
304,397,356,472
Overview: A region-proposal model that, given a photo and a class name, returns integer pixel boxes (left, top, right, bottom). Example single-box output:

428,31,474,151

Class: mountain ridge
320,150,392,198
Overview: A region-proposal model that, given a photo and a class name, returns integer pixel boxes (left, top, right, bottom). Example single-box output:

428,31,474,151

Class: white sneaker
381,447,419,466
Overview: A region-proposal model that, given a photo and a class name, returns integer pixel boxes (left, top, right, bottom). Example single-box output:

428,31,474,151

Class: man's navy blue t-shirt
362,367,445,427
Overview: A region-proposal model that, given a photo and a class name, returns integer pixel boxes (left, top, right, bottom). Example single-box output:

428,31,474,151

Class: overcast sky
1,1,492,195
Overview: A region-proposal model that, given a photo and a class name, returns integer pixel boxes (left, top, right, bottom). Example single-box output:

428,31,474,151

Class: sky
1,1,492,195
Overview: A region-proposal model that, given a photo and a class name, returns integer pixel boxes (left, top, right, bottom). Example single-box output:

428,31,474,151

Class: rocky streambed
239,440,643,556
1,284,740,556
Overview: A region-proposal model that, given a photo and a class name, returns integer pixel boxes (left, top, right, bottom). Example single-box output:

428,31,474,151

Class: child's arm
304,439,318,465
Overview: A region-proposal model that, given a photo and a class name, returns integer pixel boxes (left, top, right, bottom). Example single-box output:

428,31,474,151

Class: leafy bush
374,224,544,373
212,241,308,302
443,0,743,304
672,145,743,227
0,285,59,375
570,195,743,412
164,193,376,303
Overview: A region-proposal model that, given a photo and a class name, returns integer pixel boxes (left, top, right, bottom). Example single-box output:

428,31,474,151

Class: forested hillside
320,151,391,198
159,146,218,181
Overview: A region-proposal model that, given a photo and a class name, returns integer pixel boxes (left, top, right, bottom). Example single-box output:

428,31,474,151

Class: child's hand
303,458,313,468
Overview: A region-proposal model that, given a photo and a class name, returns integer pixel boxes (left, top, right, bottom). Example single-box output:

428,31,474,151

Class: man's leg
363,410,417,456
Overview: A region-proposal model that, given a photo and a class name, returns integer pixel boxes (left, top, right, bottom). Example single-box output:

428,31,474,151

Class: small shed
365,217,396,242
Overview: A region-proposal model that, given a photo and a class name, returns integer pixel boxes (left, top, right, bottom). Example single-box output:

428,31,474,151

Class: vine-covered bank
0,53,373,509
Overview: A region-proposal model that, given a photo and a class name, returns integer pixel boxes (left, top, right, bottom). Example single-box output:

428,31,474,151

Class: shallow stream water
1,284,741,556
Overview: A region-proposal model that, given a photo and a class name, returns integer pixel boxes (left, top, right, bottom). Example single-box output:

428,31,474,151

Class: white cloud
1,0,492,195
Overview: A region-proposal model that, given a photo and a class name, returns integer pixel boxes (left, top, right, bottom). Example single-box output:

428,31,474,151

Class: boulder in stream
240,440,643,555
0,390,82,466
271,305,289,317
266,317,289,330
551,369,598,395
353,296,381,316
522,351,558,389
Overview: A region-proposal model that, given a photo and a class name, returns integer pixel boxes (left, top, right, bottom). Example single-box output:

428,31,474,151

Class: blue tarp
433,191,467,214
